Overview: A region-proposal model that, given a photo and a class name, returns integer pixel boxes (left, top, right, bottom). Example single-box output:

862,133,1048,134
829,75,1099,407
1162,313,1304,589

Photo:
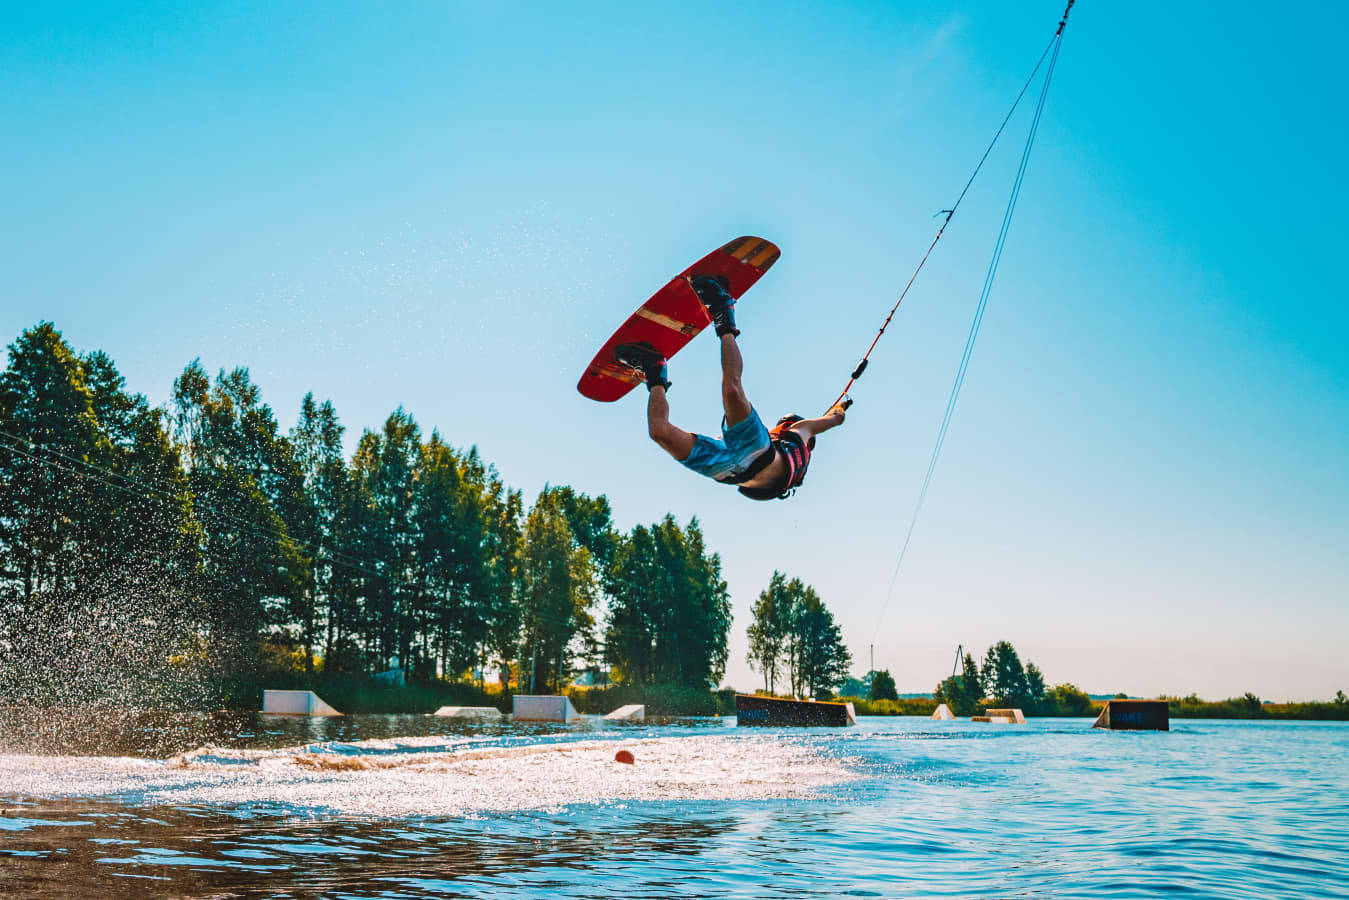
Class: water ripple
1,717,1347,898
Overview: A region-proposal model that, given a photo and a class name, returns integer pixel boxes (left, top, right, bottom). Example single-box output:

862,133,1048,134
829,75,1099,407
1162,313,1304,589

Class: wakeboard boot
689,275,739,337
614,341,671,391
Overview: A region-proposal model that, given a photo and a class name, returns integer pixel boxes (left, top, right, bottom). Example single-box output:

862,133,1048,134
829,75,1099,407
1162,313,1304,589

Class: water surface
2,714,1346,898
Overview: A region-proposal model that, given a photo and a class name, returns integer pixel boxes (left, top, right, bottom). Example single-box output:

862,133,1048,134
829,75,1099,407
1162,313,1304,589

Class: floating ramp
432,706,502,719
605,704,645,722
513,695,580,722
972,707,1026,724
930,703,955,720
262,689,342,716
735,694,856,727
1093,699,1169,731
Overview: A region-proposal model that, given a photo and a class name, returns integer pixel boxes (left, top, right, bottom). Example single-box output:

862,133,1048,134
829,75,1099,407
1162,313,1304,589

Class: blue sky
4,2,1346,700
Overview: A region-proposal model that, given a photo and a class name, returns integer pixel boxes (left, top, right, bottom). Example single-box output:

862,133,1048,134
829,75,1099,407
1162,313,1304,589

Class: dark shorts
681,408,773,482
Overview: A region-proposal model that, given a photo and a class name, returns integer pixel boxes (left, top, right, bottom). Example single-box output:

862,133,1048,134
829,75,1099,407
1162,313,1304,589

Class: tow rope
830,0,1075,412
852,2,1077,631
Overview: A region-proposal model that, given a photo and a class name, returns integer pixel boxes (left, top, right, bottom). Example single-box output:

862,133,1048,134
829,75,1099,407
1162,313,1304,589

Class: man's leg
719,333,753,427
689,275,752,427
647,385,696,461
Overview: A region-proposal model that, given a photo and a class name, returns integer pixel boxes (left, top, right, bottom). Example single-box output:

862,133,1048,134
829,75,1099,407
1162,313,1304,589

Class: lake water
2,714,1346,898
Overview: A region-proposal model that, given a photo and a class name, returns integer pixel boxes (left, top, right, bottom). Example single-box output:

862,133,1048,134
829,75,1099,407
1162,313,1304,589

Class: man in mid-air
613,276,849,501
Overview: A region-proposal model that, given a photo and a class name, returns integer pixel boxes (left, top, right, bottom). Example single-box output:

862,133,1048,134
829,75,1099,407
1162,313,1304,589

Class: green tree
837,672,873,698
605,516,731,689
539,485,619,573
1041,682,1095,717
0,324,107,604
77,349,203,702
1025,661,1046,702
746,572,794,693
746,573,849,698
794,590,851,698
669,518,732,687
981,640,1031,707
934,652,985,716
1,327,203,705
345,410,423,672
171,362,305,687
286,393,348,671
605,524,660,686
868,669,898,701
482,481,524,688
1042,682,1094,716
520,497,594,692
413,433,481,679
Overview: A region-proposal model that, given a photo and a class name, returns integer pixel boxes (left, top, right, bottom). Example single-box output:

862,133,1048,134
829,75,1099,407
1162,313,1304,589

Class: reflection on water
1,798,739,898
2,715,1348,899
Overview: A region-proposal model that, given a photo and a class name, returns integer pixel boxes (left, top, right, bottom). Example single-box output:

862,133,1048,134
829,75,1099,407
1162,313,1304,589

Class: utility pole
870,643,874,674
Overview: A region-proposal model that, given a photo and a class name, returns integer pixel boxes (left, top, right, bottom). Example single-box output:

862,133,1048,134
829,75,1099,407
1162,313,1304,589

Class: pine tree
605,525,660,686
289,393,348,671
604,515,731,689
519,498,590,692
170,363,305,689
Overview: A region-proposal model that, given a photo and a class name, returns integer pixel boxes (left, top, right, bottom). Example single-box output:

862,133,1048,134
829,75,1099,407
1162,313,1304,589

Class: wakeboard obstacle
577,236,780,402
605,704,645,722
513,694,580,722
735,694,856,727
261,689,342,716
1093,699,1170,731
432,706,502,719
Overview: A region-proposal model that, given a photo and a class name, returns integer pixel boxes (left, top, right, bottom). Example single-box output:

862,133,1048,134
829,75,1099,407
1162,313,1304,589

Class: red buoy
614,749,635,764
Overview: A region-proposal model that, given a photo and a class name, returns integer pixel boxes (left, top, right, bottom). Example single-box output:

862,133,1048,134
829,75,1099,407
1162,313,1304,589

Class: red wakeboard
578,236,781,402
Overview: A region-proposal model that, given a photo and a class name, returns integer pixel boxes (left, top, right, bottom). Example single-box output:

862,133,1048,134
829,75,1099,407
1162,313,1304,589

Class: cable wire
872,5,1073,633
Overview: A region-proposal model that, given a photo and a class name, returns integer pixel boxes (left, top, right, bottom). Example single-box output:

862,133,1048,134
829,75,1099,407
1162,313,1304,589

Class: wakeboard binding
614,341,671,391
689,275,739,337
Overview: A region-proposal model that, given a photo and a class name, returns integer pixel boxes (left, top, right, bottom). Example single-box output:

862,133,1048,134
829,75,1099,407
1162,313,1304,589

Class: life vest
737,415,813,501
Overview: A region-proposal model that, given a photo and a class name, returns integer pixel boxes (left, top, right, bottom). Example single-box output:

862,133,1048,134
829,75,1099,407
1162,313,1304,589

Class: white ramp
605,704,645,722
930,703,955,720
432,706,502,719
513,694,580,722
262,689,342,716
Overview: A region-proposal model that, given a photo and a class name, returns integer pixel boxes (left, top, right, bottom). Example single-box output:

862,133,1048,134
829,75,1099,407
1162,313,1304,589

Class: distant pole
870,644,874,674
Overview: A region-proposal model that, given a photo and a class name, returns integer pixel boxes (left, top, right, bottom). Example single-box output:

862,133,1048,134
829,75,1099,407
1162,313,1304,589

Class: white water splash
0,733,858,818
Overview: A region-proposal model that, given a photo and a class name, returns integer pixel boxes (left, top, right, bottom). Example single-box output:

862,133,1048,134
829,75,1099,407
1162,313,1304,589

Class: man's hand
828,400,849,423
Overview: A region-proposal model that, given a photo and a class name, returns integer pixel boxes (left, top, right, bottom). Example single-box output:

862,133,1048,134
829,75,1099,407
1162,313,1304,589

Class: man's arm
790,402,848,443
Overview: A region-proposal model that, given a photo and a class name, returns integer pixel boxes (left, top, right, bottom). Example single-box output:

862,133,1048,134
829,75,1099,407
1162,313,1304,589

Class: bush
838,695,937,716
1038,683,1095,716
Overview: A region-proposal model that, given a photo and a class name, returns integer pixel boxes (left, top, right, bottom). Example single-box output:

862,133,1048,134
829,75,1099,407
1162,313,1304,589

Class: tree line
745,571,852,699
0,323,732,706
931,640,1096,716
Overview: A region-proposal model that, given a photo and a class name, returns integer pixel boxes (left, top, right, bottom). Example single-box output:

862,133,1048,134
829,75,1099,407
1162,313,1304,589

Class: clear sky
4,2,1346,700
